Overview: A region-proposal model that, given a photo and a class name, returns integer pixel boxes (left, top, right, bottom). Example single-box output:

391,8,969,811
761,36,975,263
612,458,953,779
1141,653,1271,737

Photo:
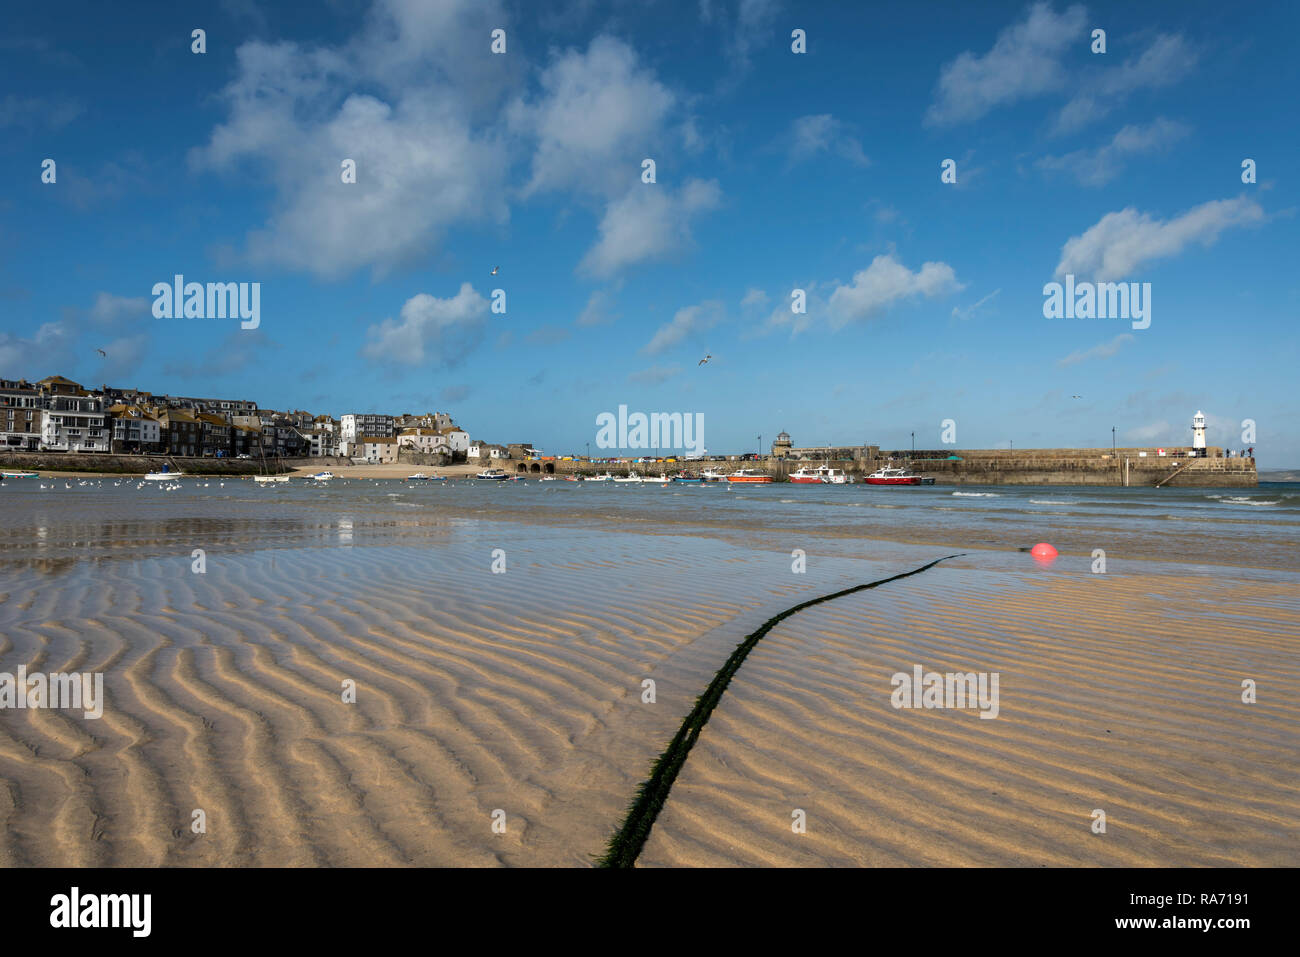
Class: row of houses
1,375,506,462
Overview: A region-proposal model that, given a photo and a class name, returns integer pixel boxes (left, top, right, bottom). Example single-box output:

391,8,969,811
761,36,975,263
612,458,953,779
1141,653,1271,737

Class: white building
41,395,107,452
340,413,395,445
440,427,469,453
398,428,450,454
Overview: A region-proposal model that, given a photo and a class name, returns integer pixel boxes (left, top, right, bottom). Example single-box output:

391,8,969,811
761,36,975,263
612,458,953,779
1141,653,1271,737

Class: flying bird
698,354,712,366
1071,394,1082,399
96,348,107,357
490,266,499,275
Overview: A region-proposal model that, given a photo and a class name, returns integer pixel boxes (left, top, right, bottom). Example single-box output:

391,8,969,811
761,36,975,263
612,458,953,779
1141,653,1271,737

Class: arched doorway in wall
543,462,554,474
530,463,541,473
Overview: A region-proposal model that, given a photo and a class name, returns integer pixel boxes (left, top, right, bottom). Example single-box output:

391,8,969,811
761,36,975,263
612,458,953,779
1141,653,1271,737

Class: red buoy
1030,542,1058,561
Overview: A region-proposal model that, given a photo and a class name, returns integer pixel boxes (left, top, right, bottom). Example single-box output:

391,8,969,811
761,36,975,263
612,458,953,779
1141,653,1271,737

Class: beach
0,477,1296,866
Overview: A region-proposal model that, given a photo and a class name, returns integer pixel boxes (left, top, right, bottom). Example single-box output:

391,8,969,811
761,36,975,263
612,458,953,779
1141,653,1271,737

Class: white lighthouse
1191,410,1207,456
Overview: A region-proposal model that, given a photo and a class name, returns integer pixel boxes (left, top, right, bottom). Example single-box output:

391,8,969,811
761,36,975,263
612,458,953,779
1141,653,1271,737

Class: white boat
143,470,182,481
312,471,334,481
254,475,290,483
585,472,614,482
816,466,848,484
406,473,429,481
701,468,730,482
641,474,671,484
476,468,509,480
613,472,643,483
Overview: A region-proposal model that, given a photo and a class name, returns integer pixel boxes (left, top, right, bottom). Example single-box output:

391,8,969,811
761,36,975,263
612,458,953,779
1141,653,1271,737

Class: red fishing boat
865,467,930,486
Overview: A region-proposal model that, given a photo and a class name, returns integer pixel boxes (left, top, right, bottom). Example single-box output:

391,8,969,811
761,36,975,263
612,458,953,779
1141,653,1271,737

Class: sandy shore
639,566,1299,866
0,485,1295,867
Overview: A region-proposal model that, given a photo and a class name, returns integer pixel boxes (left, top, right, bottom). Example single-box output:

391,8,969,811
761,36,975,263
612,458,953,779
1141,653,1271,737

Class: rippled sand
0,481,1296,866
639,566,1300,866
0,526,898,866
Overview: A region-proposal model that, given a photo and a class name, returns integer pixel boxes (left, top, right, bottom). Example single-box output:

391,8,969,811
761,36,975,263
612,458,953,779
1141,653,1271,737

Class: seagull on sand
698,354,713,366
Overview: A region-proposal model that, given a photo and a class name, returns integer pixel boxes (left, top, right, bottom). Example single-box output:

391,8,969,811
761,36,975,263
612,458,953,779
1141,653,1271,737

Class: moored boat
613,471,643,483
406,473,429,480
1,471,38,478
476,468,509,480
254,475,289,483
865,467,926,486
727,469,773,484
701,467,730,482
312,471,334,481
788,466,823,484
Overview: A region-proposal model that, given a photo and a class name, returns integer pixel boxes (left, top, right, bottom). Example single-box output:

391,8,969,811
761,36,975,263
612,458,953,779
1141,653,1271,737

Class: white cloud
191,1,512,280
579,179,721,278
509,36,676,200
828,254,962,327
740,287,768,308
89,292,149,325
785,114,869,167
1055,197,1265,280
1052,34,1196,134
1057,332,1134,367
576,288,618,326
1124,420,1174,443
0,93,82,130
951,288,1001,320
925,3,1087,126
642,300,724,355
1038,118,1189,186
360,283,489,365
714,0,781,75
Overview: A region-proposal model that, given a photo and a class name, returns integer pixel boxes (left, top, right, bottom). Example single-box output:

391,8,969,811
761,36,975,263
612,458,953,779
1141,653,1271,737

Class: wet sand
0,482,1296,867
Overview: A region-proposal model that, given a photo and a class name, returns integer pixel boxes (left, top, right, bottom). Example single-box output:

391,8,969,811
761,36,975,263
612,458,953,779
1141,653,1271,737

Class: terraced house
0,378,42,451
38,376,106,452
157,408,202,457
107,404,162,453
197,412,232,456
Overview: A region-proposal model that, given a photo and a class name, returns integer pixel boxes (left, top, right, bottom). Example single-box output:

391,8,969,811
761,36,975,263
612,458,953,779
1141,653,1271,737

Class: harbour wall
541,447,1257,487
0,451,290,476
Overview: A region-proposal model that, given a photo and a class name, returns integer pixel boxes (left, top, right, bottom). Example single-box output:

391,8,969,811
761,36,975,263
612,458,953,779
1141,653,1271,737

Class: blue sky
2,0,1297,463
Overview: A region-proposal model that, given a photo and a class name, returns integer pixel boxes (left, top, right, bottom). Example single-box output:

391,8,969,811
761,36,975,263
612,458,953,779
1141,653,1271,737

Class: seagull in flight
698,354,712,366
96,348,107,357
490,266,499,275
1071,394,1082,399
